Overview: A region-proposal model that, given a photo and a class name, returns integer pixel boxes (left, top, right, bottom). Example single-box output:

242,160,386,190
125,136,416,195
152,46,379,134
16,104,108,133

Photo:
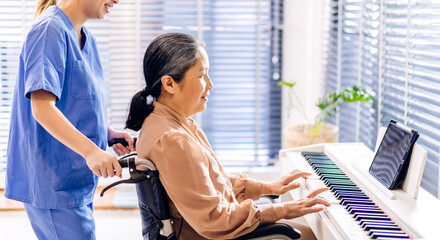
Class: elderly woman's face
173,47,213,118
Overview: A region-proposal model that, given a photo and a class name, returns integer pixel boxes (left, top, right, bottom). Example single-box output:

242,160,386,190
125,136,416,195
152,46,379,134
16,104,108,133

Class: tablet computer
369,120,419,190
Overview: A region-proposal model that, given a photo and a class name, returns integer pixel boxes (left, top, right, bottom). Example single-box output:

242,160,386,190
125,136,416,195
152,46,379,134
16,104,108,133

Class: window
323,0,440,197
0,0,283,179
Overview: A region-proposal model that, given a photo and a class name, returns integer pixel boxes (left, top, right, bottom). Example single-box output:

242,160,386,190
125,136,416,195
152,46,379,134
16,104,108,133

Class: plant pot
283,123,339,148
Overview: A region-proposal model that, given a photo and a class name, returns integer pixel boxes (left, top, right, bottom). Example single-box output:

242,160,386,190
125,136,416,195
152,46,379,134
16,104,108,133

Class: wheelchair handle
117,154,157,171
101,155,157,197
108,137,137,147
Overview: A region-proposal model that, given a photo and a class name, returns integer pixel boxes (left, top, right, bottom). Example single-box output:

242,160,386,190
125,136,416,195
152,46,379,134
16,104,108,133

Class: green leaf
316,85,373,123
277,80,296,89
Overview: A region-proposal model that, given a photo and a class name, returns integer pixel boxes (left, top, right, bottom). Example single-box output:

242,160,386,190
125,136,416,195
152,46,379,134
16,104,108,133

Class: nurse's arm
29,89,122,178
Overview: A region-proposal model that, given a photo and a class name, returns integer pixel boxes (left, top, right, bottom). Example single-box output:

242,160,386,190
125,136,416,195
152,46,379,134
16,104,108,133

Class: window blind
322,0,440,197
0,1,36,172
0,0,283,177
322,0,340,126
200,0,282,166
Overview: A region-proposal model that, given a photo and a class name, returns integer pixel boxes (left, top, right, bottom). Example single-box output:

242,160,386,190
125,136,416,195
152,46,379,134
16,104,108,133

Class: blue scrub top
5,6,107,209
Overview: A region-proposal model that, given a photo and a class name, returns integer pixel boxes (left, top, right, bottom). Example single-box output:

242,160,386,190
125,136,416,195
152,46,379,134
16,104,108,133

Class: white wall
281,0,326,145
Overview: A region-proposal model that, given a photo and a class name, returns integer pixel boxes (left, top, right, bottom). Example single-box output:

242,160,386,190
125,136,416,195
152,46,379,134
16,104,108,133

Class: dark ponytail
125,32,205,131
125,89,154,131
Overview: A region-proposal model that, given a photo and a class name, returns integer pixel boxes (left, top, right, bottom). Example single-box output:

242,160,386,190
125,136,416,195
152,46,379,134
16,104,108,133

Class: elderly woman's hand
283,188,331,219
261,169,312,195
107,126,135,156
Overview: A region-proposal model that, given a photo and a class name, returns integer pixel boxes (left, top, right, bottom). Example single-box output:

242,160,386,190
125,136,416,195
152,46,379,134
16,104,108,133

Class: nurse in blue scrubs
4,0,133,239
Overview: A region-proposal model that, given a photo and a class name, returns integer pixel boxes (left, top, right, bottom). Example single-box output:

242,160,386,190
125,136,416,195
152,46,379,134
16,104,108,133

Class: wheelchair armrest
232,223,301,240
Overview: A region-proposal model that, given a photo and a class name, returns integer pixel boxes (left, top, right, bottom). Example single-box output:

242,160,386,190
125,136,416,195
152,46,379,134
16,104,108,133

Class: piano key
376,238,410,240
331,186,362,192
325,179,356,184
340,197,372,202
371,232,409,239
345,203,379,210
331,184,361,189
312,164,340,169
355,214,391,222
365,225,401,231
337,193,369,200
300,151,410,239
316,169,346,175
307,159,334,164
301,151,326,156
341,199,374,206
354,212,389,219
329,184,359,189
348,205,382,210
320,175,351,181
369,229,407,237
360,219,397,227
306,156,331,161
350,208,384,215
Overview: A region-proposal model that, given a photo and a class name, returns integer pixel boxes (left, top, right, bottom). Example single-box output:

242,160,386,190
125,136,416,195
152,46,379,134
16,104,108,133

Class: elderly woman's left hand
261,169,312,195
107,127,135,156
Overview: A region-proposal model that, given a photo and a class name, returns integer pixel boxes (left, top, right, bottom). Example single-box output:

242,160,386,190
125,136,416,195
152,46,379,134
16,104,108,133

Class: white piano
279,141,440,240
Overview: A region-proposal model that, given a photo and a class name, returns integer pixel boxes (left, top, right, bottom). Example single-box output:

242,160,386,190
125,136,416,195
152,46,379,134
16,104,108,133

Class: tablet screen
369,122,416,189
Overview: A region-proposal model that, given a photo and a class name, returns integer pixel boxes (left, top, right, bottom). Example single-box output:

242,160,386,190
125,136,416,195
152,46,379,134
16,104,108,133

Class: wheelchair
101,150,301,240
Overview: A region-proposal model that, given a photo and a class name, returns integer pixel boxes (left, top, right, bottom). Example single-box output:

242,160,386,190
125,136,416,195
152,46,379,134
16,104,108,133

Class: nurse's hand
108,126,135,156
85,148,122,178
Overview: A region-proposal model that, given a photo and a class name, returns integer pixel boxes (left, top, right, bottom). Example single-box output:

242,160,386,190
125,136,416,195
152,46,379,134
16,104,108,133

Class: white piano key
324,204,371,239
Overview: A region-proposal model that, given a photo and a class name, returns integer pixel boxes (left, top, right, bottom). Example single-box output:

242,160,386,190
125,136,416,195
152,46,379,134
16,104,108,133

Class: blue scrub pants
24,202,96,240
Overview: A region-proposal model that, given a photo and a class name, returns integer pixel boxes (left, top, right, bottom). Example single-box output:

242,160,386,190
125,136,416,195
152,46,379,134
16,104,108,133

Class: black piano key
301,151,326,156
316,168,345,173
376,238,410,240
320,175,351,181
337,193,369,200
354,212,388,219
332,187,362,193
327,181,357,187
331,186,362,192
350,208,383,215
369,229,407,237
325,178,355,183
306,156,331,161
340,197,371,201
350,207,383,214
347,206,382,212
335,189,364,194
342,200,374,207
365,225,401,231
325,180,356,186
317,170,346,176
371,232,409,239
345,203,378,210
360,220,396,227
321,174,350,179
308,159,334,164
335,189,365,194
312,164,340,169
355,214,391,221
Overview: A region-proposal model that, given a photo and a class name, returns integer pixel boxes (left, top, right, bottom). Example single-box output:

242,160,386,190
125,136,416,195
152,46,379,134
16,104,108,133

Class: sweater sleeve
228,173,263,202
148,131,284,239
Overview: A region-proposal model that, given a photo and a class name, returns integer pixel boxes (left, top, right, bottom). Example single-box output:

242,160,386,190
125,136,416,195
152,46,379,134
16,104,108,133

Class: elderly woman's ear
161,75,177,94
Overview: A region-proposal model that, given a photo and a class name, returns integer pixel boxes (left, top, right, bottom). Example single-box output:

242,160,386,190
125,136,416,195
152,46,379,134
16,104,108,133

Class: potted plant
279,81,373,148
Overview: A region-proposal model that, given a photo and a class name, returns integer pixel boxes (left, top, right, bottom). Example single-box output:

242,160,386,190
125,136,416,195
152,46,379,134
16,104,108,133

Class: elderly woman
125,32,330,240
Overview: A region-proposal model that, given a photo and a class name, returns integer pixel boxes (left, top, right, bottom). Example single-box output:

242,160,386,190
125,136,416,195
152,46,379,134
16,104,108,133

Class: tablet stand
355,127,427,199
